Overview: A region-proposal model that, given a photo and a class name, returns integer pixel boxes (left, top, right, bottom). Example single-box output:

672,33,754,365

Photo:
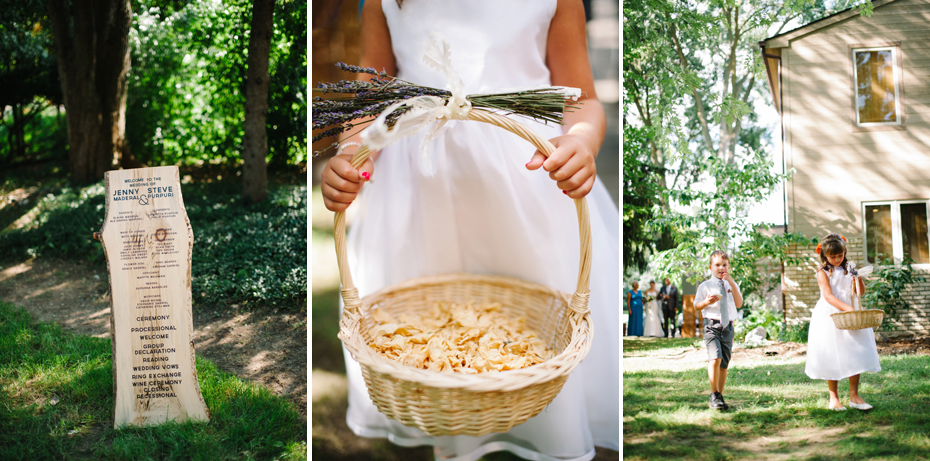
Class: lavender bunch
312,62,580,158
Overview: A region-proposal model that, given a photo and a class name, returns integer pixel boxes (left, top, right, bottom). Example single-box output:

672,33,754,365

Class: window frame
861,199,930,266
848,42,906,132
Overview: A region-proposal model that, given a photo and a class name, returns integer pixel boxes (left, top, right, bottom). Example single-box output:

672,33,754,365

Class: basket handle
851,275,861,311
334,108,593,317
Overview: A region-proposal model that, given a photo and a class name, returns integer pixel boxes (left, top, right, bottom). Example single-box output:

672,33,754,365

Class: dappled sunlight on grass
623,337,698,355
625,345,930,459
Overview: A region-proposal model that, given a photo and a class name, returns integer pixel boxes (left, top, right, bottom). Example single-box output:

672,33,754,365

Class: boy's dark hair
819,233,849,275
709,250,730,265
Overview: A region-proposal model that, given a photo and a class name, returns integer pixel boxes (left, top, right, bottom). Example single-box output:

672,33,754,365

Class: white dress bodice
383,0,556,92
818,264,855,310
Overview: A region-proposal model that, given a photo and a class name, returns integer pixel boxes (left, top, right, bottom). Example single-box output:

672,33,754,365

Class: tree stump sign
99,166,209,427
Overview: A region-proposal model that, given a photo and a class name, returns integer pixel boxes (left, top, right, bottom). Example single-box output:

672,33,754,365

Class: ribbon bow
360,34,471,173
359,34,580,174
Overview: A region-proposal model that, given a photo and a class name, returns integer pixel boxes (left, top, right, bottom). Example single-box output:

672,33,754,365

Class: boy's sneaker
718,393,730,410
709,393,724,410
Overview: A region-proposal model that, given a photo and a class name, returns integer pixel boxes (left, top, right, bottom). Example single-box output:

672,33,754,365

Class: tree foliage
2,0,307,178
623,0,869,303
126,0,306,167
0,0,63,166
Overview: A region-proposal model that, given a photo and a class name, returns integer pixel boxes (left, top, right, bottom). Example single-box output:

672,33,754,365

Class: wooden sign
99,166,209,427
682,294,698,338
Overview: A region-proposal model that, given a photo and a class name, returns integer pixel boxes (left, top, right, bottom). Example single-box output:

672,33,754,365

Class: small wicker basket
334,109,593,437
831,274,883,330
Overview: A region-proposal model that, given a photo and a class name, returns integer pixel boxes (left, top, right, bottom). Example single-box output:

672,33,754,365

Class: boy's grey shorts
703,319,735,369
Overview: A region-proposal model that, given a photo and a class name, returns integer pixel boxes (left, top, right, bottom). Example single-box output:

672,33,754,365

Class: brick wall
783,237,930,336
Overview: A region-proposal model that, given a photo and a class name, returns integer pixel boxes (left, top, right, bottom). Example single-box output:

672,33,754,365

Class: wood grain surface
100,166,208,427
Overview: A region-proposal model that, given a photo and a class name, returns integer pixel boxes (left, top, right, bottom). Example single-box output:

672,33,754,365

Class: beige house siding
768,0,930,335
782,0,930,239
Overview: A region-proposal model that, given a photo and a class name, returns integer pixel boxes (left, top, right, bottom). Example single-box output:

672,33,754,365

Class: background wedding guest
643,281,664,337
659,277,679,338
627,281,644,337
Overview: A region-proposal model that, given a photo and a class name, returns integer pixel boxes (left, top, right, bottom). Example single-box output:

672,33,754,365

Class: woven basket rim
362,272,570,302
832,309,885,315
831,309,883,330
340,273,591,393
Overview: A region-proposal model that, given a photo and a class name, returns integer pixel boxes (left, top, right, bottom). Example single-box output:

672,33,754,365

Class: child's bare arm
817,270,854,312
321,0,393,212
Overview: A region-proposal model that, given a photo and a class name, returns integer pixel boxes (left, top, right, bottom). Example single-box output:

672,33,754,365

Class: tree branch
669,21,715,153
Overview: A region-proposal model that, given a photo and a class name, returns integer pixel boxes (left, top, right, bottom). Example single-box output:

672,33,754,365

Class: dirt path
623,336,930,376
0,258,307,416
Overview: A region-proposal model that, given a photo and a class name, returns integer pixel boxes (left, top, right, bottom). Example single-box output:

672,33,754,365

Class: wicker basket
334,109,593,437
831,274,883,330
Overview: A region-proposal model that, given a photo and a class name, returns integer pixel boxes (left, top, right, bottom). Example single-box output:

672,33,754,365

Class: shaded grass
623,337,699,355
0,301,307,460
624,341,930,460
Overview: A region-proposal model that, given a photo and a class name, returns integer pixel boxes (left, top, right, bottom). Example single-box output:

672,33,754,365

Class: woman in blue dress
627,281,644,336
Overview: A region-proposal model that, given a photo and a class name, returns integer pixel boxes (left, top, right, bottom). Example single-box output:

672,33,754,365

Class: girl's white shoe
849,402,873,411
828,403,846,411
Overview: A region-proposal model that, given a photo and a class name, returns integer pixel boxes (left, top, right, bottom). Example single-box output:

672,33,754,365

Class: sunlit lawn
623,338,930,460
0,301,306,461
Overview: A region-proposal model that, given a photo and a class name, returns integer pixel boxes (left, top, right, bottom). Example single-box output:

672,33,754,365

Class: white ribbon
359,33,581,173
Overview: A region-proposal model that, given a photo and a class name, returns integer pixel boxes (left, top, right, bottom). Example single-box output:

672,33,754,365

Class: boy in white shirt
694,250,743,410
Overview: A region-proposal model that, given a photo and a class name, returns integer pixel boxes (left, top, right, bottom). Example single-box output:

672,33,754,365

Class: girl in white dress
643,281,664,337
320,0,620,459
805,233,881,411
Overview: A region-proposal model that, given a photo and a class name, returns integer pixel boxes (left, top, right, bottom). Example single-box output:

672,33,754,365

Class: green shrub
0,180,307,308
0,183,106,262
862,259,925,331
779,321,809,343
188,184,307,307
735,305,781,342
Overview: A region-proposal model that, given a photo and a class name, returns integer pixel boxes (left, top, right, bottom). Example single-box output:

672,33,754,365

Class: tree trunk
242,0,275,204
46,0,132,185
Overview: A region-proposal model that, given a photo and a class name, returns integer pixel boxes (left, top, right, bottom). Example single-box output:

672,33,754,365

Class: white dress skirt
643,292,664,337
340,1,620,460
805,265,881,380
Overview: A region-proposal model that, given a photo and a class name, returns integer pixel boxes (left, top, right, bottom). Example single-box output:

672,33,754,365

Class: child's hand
321,152,374,212
705,294,720,304
525,133,597,198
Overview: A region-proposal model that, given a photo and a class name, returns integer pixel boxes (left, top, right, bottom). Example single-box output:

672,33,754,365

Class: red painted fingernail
361,172,370,180
562,190,568,195
525,162,532,167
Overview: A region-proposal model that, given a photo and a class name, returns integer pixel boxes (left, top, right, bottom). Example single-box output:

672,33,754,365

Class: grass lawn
0,300,307,461
623,337,930,460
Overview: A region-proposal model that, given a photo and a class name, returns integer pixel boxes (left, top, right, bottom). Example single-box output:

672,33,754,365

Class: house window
852,46,901,126
863,201,930,264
